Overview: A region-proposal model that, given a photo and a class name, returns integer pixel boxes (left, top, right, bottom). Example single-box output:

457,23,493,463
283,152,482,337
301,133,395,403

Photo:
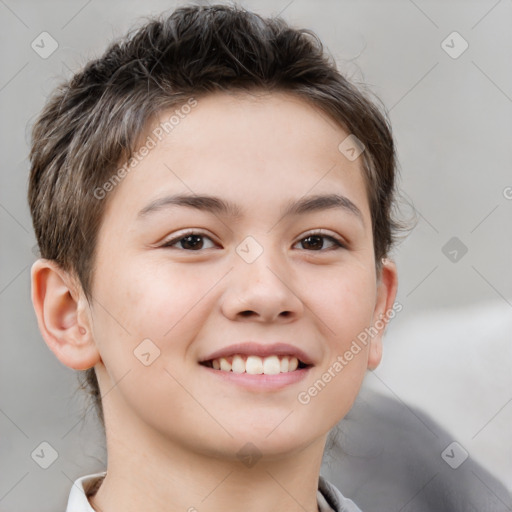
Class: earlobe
367,258,398,371
30,259,100,370
367,335,383,371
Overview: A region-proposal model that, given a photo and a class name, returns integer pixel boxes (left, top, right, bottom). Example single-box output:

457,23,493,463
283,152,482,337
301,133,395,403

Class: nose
220,244,304,324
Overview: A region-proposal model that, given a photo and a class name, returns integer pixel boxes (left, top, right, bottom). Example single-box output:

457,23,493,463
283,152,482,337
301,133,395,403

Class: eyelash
160,230,346,252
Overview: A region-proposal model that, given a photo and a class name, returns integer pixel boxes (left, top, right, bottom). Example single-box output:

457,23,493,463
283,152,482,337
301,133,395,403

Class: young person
28,4,400,511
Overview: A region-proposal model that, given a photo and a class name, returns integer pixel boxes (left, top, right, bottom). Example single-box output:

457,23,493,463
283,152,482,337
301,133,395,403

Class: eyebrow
137,193,364,223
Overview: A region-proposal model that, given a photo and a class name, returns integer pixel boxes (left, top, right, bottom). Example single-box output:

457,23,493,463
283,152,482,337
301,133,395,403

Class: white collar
65,471,106,511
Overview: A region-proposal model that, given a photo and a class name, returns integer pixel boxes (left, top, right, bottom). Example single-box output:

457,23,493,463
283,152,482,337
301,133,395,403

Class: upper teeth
211,355,300,375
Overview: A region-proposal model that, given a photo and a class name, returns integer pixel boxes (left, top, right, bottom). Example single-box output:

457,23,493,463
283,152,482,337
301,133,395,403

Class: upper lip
199,342,315,366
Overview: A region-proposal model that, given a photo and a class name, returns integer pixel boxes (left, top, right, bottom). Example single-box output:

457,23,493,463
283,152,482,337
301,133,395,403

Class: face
85,91,395,460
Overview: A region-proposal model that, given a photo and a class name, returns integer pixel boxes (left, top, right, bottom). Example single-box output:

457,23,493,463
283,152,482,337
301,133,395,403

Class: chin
216,425,321,461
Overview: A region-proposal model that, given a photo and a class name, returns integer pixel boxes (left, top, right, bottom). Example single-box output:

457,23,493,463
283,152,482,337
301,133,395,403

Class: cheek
89,260,208,428
91,259,224,397
306,264,377,345
131,265,226,344
295,265,375,422
96,259,215,339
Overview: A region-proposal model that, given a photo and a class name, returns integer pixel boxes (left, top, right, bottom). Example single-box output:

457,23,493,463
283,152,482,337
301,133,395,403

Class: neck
89,409,327,512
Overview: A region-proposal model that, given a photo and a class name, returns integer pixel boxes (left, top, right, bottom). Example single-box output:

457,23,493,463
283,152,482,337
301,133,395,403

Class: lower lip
200,365,311,391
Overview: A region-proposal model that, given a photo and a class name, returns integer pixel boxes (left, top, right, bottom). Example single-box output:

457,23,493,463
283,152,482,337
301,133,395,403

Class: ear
30,259,101,370
367,258,398,370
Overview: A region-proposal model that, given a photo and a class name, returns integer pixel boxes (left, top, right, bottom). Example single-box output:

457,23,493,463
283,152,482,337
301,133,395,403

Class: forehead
152,91,351,167
101,91,370,228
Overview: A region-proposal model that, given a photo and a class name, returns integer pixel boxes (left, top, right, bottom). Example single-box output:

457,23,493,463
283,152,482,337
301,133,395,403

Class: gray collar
318,476,363,512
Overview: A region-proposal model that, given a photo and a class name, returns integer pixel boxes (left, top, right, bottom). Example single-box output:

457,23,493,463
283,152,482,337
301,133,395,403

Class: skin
31,91,397,512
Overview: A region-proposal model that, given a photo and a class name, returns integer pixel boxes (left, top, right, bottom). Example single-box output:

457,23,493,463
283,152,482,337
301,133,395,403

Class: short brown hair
28,3,401,429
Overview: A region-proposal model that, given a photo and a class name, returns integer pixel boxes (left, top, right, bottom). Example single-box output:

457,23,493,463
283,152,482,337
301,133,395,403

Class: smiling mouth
200,354,310,375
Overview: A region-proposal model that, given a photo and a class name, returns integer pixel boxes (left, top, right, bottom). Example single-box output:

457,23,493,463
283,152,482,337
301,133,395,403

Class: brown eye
301,235,324,250
162,232,216,251
178,234,204,250
295,233,344,251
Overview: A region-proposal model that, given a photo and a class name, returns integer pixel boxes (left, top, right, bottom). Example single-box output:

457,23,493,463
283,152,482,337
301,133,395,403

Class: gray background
1,0,511,510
